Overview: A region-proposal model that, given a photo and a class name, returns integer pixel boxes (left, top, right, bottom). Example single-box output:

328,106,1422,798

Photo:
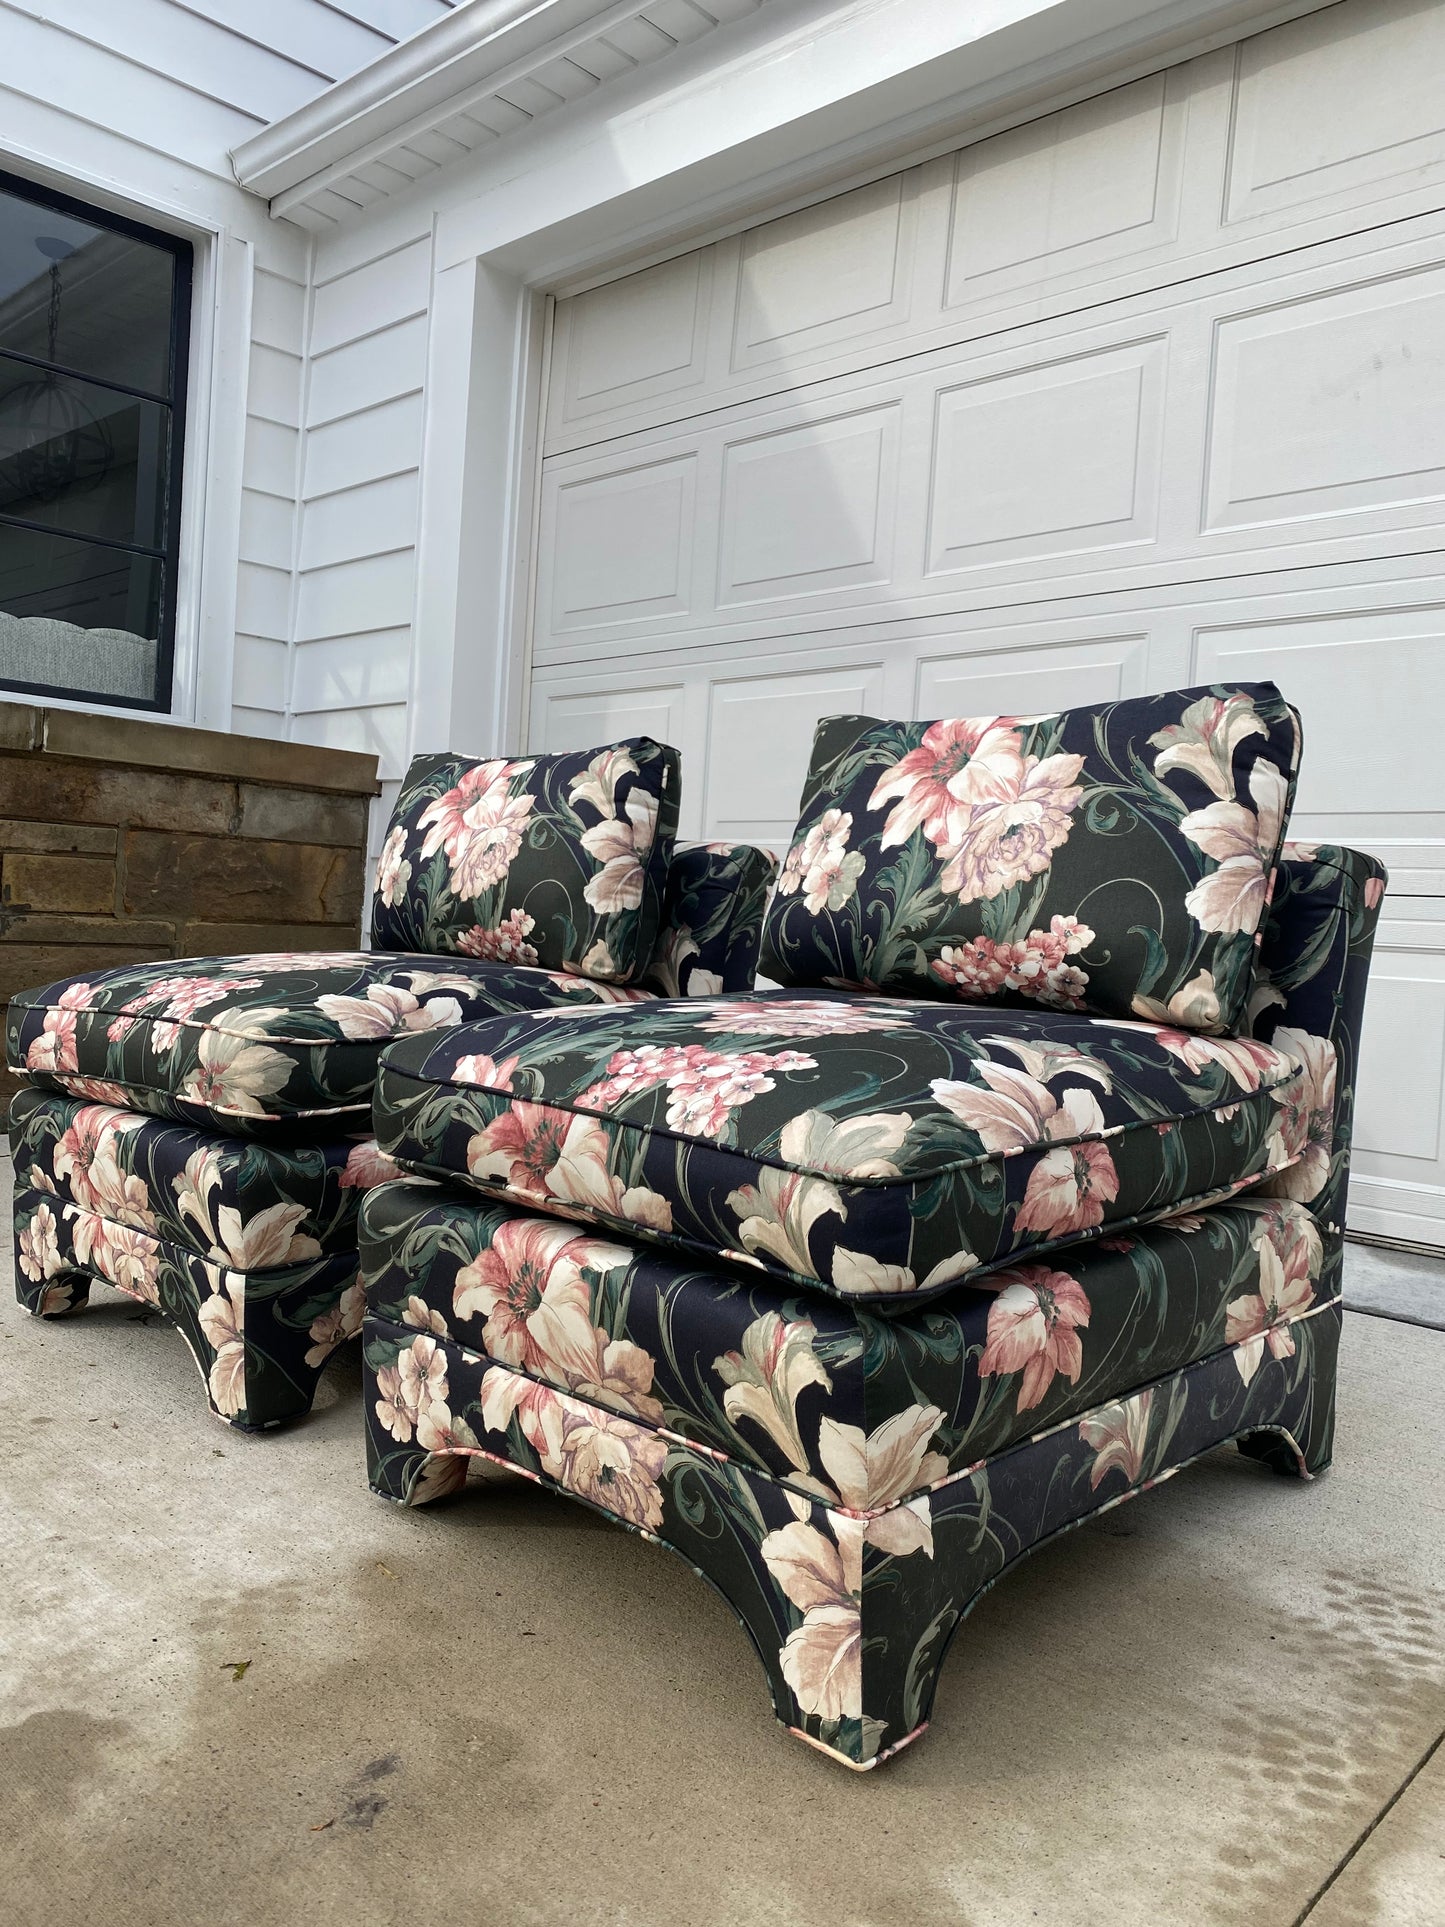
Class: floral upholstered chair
5,737,777,1428
352,684,1387,1767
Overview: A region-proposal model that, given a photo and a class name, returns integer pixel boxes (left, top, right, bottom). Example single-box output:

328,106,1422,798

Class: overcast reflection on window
0,171,190,710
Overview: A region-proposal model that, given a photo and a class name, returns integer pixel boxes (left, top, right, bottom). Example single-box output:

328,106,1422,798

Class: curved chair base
12,1187,362,1429
362,1298,1340,1769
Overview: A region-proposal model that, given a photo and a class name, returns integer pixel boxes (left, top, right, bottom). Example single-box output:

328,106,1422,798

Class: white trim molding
230,0,772,230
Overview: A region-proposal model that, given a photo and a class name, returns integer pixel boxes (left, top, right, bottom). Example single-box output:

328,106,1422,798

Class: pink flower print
977,1265,1091,1411
452,1218,604,1385
776,811,865,915
1014,1094,1120,1239
578,1043,816,1140
869,717,1006,851
1258,1029,1337,1204
449,1050,520,1090
481,1366,569,1475
937,737,1086,904
557,1405,668,1533
1181,762,1289,937
339,1140,404,1190
417,758,536,899
931,916,1094,1010
107,974,262,1051
457,909,539,966
1079,1389,1153,1489
26,981,93,1073
374,825,411,907
1227,1212,1318,1384
466,1101,570,1201
660,1047,817,1138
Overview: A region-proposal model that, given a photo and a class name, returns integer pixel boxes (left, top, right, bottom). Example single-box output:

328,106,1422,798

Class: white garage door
527,0,1445,1248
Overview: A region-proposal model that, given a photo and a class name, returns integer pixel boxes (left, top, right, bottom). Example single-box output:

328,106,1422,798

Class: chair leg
366,1429,470,1506
357,1304,1343,1769
20,1266,92,1318
12,1187,360,1431
188,1260,363,1431
1237,1291,1340,1478
12,1191,91,1315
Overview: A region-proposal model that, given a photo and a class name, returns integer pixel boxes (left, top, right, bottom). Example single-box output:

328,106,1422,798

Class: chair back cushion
370,738,680,983
759,683,1300,1033
640,841,779,996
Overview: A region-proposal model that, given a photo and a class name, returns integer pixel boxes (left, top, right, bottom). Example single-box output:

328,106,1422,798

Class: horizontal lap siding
288,226,435,839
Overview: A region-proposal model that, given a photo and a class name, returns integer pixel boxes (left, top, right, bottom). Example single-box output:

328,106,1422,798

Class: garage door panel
1205,265,1445,530
545,6,1445,460
717,404,900,605
1191,600,1445,891
914,635,1150,718
549,248,714,434
540,454,699,634
926,339,1166,573
704,661,889,843
732,171,921,375
537,221,1445,670
535,679,688,757
531,599,1193,843
943,70,1185,308
1349,912,1445,1247
1225,0,1445,228
533,1,1445,1245
530,570,1443,863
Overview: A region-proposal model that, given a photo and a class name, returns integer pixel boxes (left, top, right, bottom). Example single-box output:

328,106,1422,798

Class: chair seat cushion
9,1085,398,1264
360,1180,1331,1507
372,991,1307,1305
5,951,653,1136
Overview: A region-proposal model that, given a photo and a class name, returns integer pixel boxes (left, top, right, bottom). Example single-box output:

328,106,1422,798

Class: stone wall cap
0,701,381,795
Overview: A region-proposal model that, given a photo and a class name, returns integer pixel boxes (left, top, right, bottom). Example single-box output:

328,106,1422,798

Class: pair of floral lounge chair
7,686,1385,1771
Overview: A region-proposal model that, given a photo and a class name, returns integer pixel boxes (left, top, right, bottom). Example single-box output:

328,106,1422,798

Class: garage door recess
528,0,1445,1248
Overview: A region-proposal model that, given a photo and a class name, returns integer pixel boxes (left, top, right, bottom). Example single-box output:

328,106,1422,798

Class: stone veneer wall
0,701,379,1115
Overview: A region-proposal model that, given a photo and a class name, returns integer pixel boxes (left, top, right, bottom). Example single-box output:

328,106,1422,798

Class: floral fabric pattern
360,1179,1327,1500
10,1085,392,1262
638,841,779,997
372,992,1306,1304
5,951,653,1136
759,684,1302,1034
1244,843,1387,1229
12,1183,362,1429
362,1285,1341,1768
353,839,1381,1768
369,738,681,984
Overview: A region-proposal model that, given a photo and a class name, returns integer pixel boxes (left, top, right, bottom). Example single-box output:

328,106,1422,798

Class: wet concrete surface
3,1148,1442,1926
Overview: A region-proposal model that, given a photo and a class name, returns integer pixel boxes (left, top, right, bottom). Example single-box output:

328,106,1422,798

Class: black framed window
0,169,192,712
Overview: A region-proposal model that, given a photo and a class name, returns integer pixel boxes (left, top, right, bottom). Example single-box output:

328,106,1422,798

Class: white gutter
230,0,655,203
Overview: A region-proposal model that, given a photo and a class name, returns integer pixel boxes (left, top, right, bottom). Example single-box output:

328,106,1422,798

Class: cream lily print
373,992,1308,1305
9,1086,394,1428
6,951,658,1135
362,1185,1347,1768
359,1182,1331,1505
759,684,1301,1034
369,737,680,984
